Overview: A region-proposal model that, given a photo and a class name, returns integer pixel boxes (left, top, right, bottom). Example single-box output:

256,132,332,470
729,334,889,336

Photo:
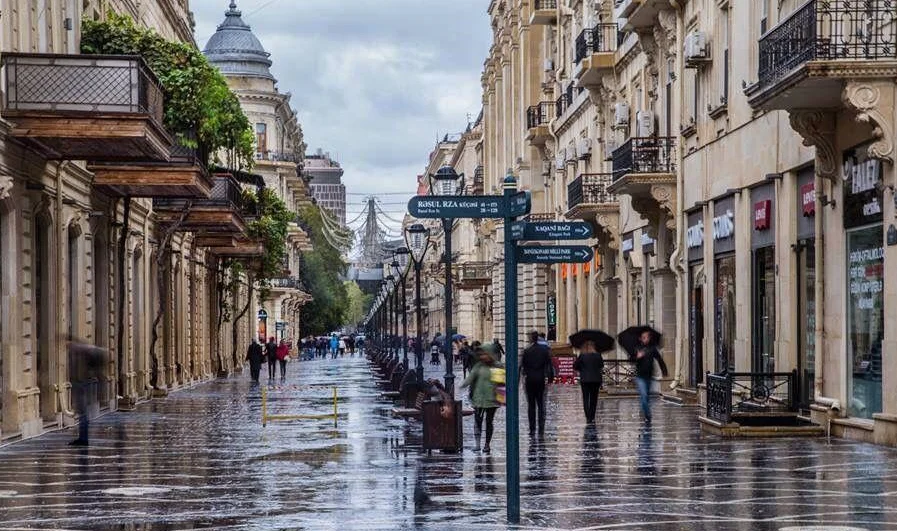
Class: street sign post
509,220,593,241
407,195,505,218
507,191,531,217
516,245,593,264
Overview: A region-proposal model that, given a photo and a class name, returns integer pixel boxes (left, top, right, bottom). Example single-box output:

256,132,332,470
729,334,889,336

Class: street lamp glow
429,165,465,196
405,224,431,264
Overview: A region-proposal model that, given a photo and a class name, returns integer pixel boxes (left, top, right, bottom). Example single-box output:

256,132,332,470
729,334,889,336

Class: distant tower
305,148,347,227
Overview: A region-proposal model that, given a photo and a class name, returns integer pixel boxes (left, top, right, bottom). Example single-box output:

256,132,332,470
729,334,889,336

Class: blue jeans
635,377,651,420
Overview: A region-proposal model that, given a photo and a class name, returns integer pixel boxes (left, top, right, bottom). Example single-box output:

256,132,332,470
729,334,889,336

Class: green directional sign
507,191,532,217
407,195,505,218
516,245,593,264
510,221,593,241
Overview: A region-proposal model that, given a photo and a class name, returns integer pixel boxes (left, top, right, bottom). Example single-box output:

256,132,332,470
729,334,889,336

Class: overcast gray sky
193,0,491,232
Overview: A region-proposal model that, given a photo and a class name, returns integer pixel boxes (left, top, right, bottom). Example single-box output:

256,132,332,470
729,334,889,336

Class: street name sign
515,245,593,264
510,221,593,241
408,195,505,218
507,191,532,217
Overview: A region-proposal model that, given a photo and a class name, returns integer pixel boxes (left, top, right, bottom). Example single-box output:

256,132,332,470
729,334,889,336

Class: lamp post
405,223,431,382
386,274,397,361
392,248,411,369
429,165,464,395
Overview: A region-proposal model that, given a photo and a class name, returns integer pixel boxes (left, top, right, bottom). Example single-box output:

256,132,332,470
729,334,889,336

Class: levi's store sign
801,182,816,217
843,145,884,229
754,200,772,230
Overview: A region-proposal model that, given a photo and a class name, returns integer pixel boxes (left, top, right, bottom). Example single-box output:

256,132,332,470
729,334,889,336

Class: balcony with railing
269,276,302,291
457,262,492,289
701,371,822,435
1,53,171,161
608,136,677,225
574,24,619,86
154,173,251,238
747,0,897,110
530,0,558,25
611,136,675,181
256,150,304,163
526,101,554,146
565,173,618,220
472,165,485,195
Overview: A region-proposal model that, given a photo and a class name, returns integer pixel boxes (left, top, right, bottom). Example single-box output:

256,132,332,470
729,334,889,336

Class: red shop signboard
801,182,816,217
754,199,772,231
552,355,576,384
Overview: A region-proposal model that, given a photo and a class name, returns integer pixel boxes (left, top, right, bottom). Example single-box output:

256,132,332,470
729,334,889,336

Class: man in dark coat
520,330,554,437
634,330,667,424
265,337,278,380
246,338,264,383
573,340,605,424
68,338,107,446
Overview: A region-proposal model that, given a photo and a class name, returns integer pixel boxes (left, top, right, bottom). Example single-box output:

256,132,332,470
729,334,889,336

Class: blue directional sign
515,245,593,264
510,221,593,241
507,191,532,217
408,195,505,218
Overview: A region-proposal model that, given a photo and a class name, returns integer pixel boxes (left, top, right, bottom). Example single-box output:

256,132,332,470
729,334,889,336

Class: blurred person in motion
68,336,107,447
246,338,264,383
461,343,502,454
276,339,290,381
520,330,554,438
266,336,278,381
570,329,614,425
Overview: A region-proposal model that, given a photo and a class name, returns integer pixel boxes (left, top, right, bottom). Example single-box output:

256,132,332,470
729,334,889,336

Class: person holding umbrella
618,326,668,423
570,329,615,424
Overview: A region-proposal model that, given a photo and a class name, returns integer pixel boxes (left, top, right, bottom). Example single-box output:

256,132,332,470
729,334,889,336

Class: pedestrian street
1,356,896,531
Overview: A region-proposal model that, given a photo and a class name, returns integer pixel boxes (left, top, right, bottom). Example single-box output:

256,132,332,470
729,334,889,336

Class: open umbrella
568,329,615,352
617,326,663,360
451,334,466,342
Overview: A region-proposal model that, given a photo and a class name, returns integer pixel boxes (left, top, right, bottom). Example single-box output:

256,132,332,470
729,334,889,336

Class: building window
714,254,736,372
846,225,883,419
256,123,267,155
720,7,730,104
760,0,770,35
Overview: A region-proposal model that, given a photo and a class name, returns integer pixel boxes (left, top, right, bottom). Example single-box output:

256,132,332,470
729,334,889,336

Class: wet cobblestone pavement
1,356,897,530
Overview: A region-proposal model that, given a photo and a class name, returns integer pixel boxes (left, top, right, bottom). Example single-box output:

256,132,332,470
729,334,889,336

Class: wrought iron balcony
457,262,492,289
706,371,799,424
565,173,617,222
270,277,302,290
525,102,554,146
256,150,303,163
611,136,675,181
575,24,619,64
749,0,897,110
531,0,558,25
1,53,171,161
472,165,485,195
153,173,249,235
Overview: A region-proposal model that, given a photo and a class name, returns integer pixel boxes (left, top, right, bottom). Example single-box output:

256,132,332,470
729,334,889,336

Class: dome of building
203,1,274,79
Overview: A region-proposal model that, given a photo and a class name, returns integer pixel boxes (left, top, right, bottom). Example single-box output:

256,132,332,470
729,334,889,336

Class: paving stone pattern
0,356,896,530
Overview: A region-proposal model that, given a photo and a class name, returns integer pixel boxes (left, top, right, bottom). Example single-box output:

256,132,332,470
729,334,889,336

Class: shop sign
641,232,655,254
621,237,634,253
687,220,704,249
552,355,576,384
547,295,557,326
801,182,816,217
754,200,772,231
257,309,268,320
843,148,884,229
712,210,735,240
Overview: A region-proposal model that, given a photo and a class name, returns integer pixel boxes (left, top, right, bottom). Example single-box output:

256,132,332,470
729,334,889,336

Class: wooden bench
391,390,426,418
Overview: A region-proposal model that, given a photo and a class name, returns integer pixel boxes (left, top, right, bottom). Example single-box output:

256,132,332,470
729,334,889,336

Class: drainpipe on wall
668,0,686,390
813,172,831,410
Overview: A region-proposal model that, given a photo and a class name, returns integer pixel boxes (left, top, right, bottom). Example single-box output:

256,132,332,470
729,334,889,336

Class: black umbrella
569,329,615,352
617,326,663,360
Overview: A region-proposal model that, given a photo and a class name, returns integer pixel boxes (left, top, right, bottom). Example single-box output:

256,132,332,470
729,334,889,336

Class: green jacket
461,361,501,408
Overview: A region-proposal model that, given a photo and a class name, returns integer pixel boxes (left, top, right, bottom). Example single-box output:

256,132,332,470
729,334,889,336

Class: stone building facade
0,1,311,443
460,0,897,446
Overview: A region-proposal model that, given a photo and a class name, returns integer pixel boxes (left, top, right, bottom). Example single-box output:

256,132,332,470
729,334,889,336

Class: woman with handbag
276,339,290,381
460,343,503,454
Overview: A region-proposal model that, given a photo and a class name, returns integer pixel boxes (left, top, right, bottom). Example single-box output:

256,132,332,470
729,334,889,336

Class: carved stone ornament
0,175,13,201
651,184,678,231
842,81,895,164
789,111,838,182
595,208,621,251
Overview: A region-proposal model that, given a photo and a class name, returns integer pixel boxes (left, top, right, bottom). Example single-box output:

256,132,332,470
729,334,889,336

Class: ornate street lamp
428,165,464,396
392,247,411,368
405,223,431,382
385,273,397,360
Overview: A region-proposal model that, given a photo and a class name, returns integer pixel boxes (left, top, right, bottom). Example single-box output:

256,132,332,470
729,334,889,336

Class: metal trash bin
422,400,463,452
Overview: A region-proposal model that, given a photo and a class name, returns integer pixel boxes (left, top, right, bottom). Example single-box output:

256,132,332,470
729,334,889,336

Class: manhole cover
102,487,172,496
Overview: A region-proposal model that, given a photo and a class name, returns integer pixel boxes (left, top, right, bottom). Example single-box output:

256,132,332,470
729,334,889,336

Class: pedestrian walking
461,343,502,454
338,336,347,357
356,335,365,355
276,339,290,381
459,340,475,378
618,327,668,424
570,329,615,424
346,335,356,356
329,334,339,359
492,339,505,362
265,336,278,380
521,330,554,437
246,338,264,383
67,336,107,447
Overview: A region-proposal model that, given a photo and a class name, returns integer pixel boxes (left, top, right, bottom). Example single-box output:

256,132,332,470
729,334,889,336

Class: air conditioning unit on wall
555,150,566,170
577,138,592,159
604,139,618,161
684,31,710,67
636,110,655,137
614,102,630,126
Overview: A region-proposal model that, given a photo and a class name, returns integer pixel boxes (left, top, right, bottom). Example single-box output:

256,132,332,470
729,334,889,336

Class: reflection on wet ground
1,356,896,530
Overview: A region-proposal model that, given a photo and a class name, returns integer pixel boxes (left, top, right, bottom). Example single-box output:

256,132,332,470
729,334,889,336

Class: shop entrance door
796,241,816,410
752,246,776,375
689,264,704,387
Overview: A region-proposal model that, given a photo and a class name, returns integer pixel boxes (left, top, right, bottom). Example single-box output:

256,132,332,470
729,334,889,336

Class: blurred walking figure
329,334,339,359
276,339,290,381
493,340,505,362
246,338,264,383
570,329,615,424
67,337,107,447
521,330,554,437
618,326,667,424
461,343,502,454
338,336,347,357
346,335,356,356
265,336,278,380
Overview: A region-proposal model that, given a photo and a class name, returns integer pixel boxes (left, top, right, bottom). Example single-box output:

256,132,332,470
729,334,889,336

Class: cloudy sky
193,0,492,234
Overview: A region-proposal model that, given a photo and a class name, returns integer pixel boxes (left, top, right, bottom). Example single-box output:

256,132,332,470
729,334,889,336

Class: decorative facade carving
789,110,838,182
0,175,13,201
842,81,895,164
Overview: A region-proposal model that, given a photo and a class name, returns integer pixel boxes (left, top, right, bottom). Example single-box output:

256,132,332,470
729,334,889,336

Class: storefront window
752,247,776,373
689,264,705,387
715,254,736,372
798,242,816,408
846,224,883,419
